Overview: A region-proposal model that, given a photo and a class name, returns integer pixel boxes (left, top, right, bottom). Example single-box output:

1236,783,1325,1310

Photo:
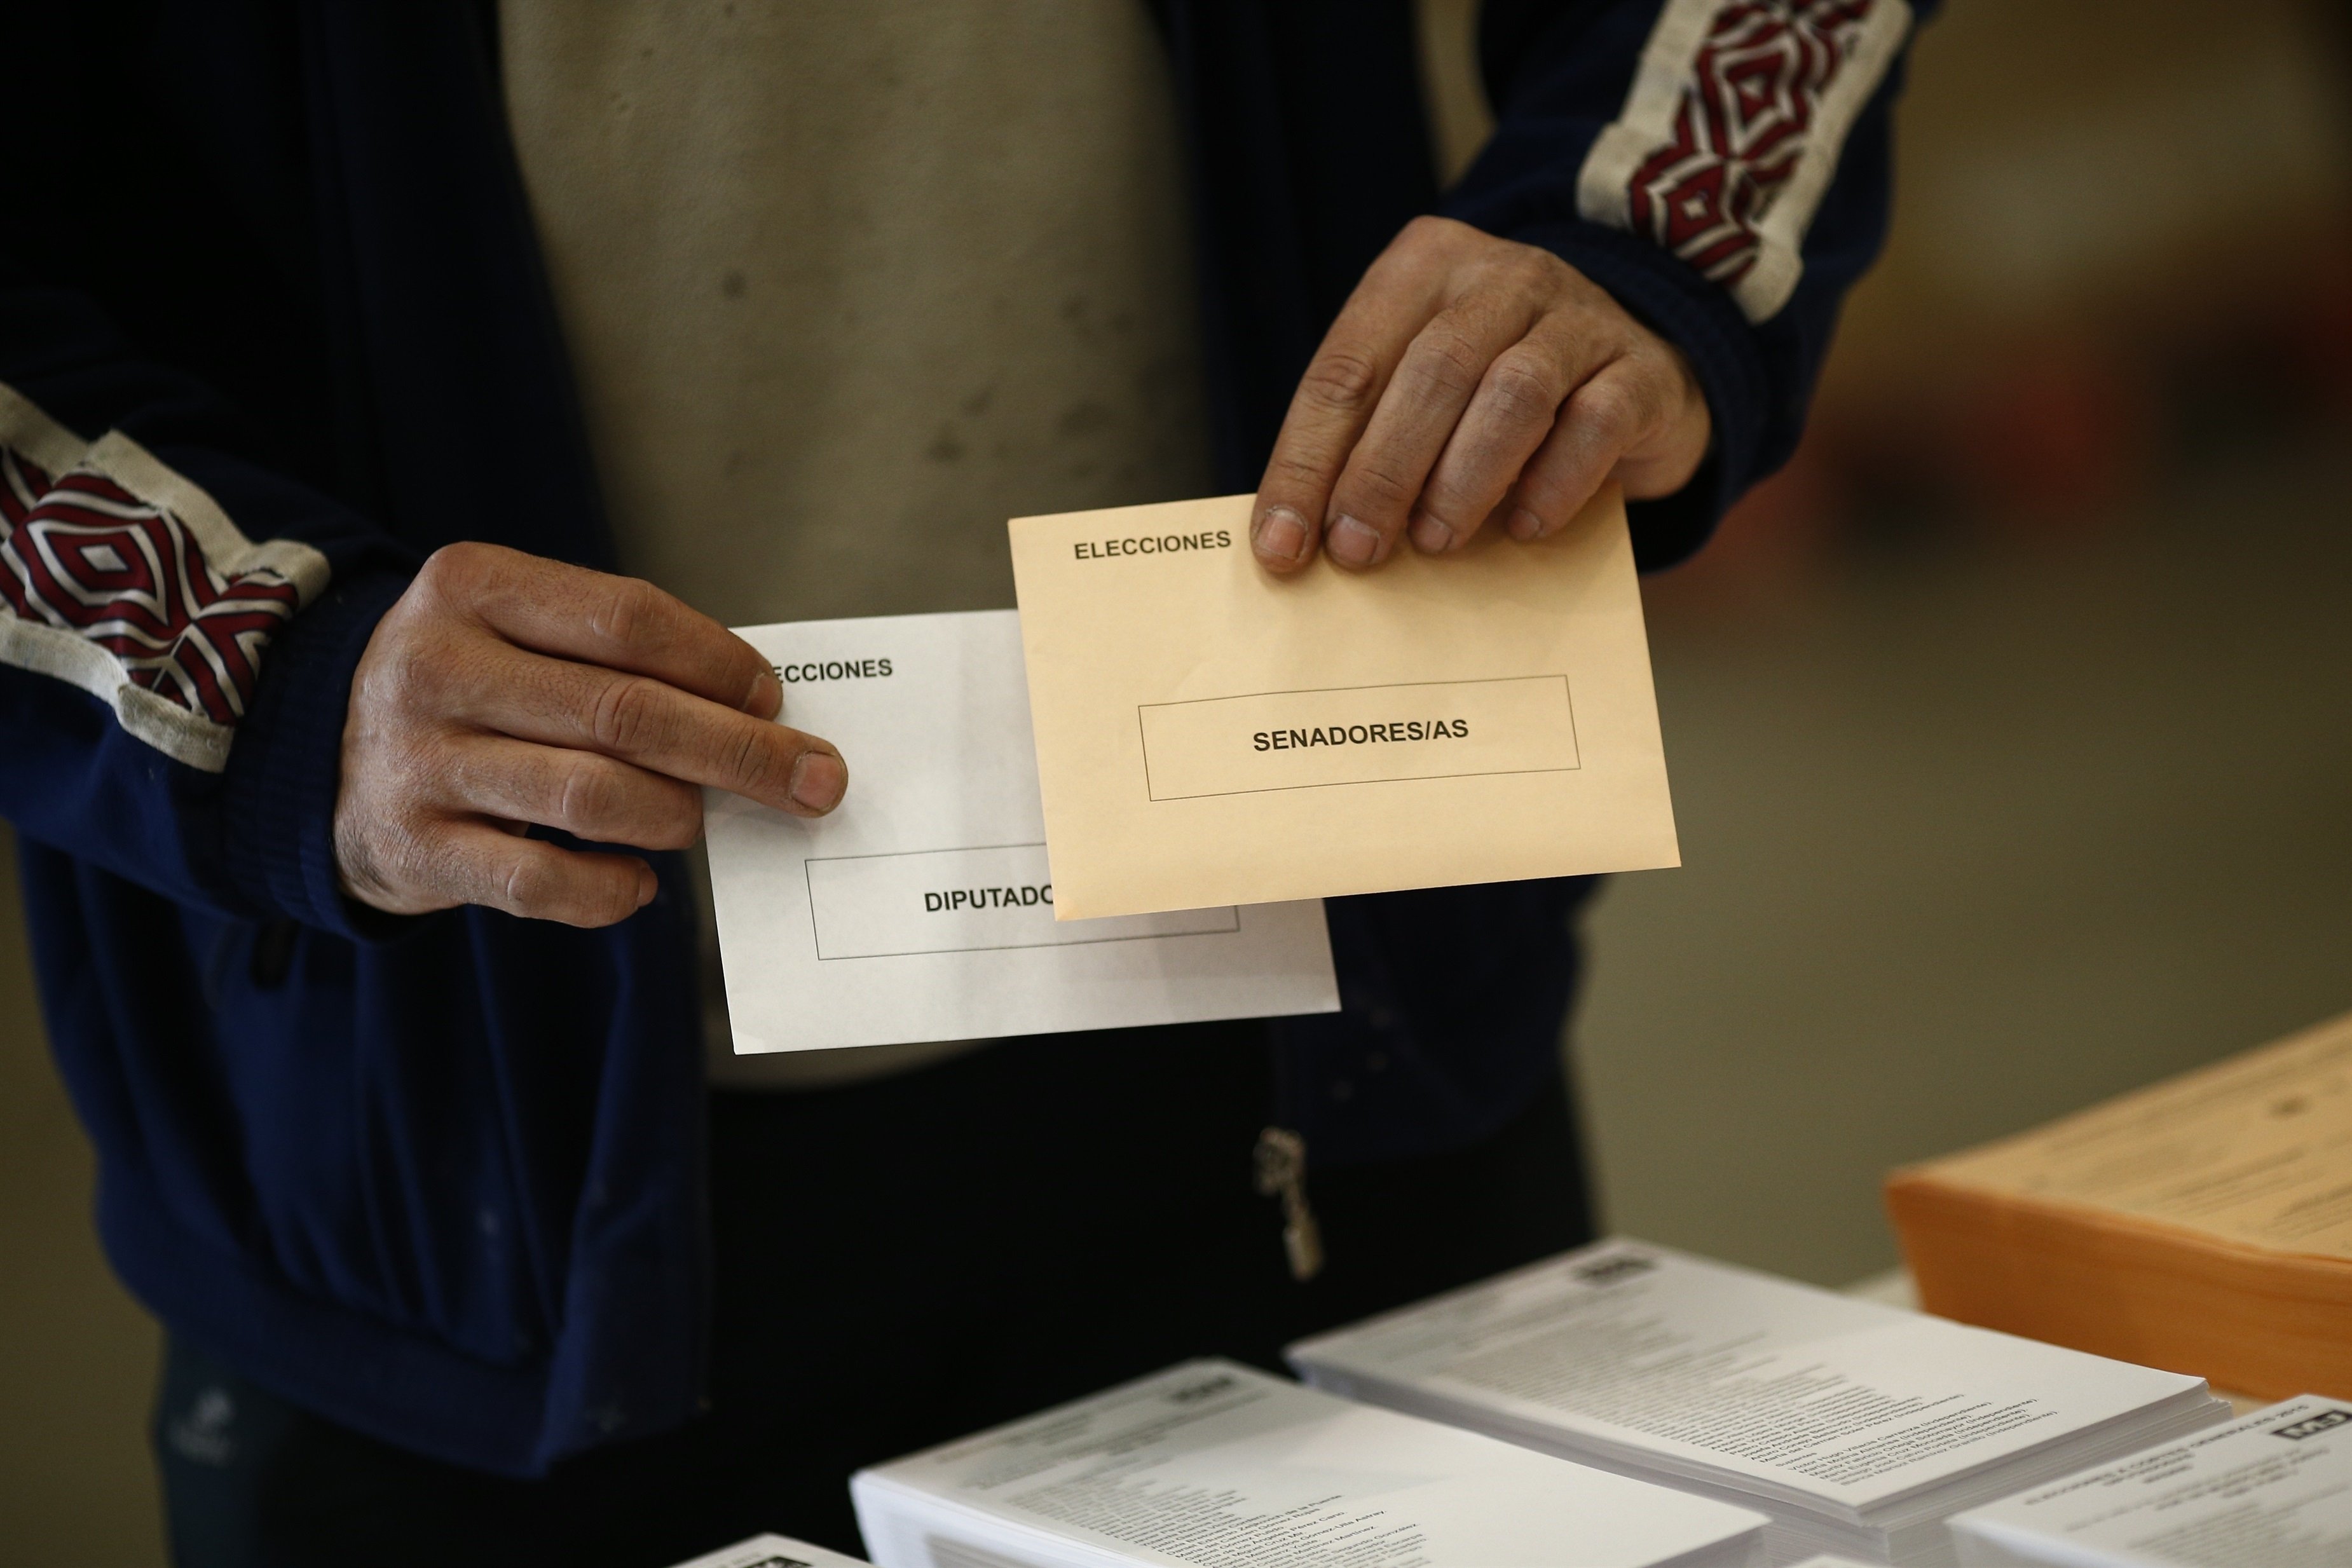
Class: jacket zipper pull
1254,1127,1324,1282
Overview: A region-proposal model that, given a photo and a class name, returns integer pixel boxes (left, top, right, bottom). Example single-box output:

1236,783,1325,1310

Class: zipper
1253,1126,1325,1282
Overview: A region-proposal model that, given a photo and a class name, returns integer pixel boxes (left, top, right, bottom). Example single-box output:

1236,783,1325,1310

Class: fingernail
1507,507,1545,541
636,865,659,908
1409,512,1454,554
1327,515,1381,567
748,669,783,718
1253,505,1310,564
790,749,848,814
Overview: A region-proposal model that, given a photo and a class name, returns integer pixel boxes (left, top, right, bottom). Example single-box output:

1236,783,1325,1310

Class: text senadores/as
1139,676,1580,800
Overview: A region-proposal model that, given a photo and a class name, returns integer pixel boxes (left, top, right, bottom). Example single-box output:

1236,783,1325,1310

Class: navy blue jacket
0,0,1925,1476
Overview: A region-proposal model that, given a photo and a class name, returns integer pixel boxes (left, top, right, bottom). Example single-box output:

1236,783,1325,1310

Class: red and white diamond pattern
1580,0,1907,321
1630,1,1876,291
0,444,303,726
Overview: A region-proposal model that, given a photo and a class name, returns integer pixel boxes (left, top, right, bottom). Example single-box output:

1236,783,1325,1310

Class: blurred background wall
4,1,2349,1561
1569,0,2352,1285
0,827,162,1561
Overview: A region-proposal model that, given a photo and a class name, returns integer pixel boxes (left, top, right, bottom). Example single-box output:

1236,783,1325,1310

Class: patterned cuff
1573,0,1914,325
219,567,413,937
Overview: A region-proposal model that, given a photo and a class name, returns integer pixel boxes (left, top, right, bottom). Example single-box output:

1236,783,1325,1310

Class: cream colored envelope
1010,487,1678,919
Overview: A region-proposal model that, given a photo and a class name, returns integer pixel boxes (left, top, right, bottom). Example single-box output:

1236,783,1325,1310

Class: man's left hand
1251,216,1712,573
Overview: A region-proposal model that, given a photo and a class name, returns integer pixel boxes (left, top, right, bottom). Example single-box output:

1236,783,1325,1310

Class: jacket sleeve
1454,0,1938,567
0,276,420,935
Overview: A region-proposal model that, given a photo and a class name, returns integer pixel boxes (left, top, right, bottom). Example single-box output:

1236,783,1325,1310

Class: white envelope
704,610,1338,1052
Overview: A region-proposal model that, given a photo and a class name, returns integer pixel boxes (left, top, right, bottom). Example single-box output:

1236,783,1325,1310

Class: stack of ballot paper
1287,1240,2232,1568
851,1359,1772,1568
1887,1007,2352,1403
1947,1396,2352,1567
668,1533,873,1568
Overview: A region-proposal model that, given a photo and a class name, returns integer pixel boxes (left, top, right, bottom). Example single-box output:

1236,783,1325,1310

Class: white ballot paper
705,611,1337,1052
1289,1240,2230,1568
665,1534,875,1568
851,1359,1770,1568
1949,1396,2352,1568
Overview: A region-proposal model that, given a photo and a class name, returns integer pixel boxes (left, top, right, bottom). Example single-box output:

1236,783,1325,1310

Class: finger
1320,290,1545,569
443,734,704,850
1249,240,1455,573
1615,343,1714,500
414,542,782,719
1409,311,1625,554
1503,357,1678,542
432,820,659,929
451,642,849,816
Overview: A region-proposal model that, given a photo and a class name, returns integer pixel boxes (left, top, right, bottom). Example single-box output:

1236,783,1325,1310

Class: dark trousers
156,1020,1594,1567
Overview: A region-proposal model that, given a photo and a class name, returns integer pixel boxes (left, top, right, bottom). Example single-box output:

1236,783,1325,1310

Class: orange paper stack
1886,1007,2352,1401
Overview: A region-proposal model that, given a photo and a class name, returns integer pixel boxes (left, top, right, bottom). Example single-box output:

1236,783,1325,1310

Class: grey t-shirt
500,0,1217,1083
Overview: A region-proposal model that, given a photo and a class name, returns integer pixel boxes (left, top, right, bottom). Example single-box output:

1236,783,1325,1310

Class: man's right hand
334,542,848,928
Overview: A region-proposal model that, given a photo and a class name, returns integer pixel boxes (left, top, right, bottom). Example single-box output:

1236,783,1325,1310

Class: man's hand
334,543,848,929
1252,216,1712,572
